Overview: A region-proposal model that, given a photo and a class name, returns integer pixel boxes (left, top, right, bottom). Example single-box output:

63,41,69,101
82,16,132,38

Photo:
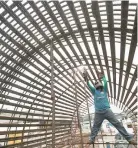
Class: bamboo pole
50,39,55,148
73,71,84,148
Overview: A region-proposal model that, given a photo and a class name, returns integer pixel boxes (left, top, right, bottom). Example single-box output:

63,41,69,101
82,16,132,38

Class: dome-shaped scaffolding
0,1,137,148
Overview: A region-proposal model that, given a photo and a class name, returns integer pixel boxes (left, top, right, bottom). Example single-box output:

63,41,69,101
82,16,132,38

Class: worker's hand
83,70,88,82
97,71,104,79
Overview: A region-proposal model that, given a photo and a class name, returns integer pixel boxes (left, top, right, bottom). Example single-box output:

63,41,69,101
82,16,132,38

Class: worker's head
95,81,103,91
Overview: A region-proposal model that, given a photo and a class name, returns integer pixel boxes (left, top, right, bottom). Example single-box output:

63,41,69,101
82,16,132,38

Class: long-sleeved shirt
88,76,110,111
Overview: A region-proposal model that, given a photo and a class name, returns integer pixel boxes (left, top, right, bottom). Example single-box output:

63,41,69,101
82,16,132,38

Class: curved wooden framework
0,1,137,147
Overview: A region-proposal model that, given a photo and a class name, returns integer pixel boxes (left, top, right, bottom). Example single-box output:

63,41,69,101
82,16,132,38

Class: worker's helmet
95,81,103,89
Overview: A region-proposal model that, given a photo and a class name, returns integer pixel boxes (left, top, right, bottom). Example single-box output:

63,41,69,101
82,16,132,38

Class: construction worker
83,70,137,145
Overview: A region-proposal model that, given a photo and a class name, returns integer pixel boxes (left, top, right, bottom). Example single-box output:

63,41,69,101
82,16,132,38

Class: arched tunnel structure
0,1,137,148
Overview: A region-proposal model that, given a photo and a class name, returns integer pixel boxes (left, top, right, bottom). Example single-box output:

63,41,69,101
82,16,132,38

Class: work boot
128,138,137,145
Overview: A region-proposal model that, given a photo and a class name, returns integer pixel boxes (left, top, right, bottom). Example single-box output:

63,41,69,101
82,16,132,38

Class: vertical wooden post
73,71,84,148
81,67,94,148
51,39,55,148
84,82,92,131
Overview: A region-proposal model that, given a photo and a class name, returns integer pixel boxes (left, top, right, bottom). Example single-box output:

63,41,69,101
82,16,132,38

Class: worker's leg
105,108,132,141
89,112,104,143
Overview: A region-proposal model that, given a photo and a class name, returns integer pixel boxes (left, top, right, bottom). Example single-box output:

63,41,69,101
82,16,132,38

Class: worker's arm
87,81,95,95
102,76,108,92
83,69,95,95
97,71,107,92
